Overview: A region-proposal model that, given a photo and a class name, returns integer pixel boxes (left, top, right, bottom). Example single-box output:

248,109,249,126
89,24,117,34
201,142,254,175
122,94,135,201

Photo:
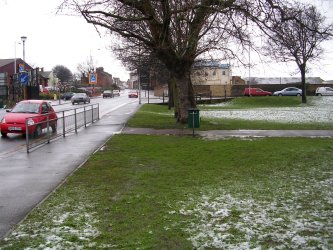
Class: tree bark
173,71,196,123
300,66,307,104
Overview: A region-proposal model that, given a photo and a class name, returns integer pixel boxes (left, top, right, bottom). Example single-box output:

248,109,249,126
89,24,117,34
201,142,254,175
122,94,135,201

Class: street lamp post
20,36,27,100
20,36,27,61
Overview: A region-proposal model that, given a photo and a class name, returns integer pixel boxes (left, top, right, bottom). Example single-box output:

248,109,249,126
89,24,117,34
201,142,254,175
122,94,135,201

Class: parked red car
0,100,58,137
244,87,272,96
128,91,138,98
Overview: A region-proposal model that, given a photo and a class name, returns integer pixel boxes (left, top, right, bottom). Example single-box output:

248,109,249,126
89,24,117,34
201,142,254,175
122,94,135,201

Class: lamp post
20,36,27,61
20,36,27,100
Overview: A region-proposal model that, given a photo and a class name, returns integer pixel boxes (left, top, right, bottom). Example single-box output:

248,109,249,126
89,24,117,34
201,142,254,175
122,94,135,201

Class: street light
20,36,27,61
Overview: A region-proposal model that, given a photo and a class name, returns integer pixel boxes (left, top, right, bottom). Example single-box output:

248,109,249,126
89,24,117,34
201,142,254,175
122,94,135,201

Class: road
0,90,140,159
0,90,147,239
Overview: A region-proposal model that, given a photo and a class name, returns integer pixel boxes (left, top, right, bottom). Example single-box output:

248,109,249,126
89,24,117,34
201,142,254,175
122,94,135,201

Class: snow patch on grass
201,97,333,123
3,203,100,249
171,176,333,249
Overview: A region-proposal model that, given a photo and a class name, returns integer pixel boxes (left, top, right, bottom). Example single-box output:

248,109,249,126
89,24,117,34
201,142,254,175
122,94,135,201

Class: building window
213,70,216,76
205,71,209,77
222,71,226,75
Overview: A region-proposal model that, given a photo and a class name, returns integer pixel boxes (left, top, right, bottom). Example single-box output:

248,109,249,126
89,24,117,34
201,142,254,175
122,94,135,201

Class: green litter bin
188,108,200,128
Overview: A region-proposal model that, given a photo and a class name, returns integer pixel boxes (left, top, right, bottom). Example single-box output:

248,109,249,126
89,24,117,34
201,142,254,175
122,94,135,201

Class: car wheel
34,125,42,137
317,93,322,96
1,132,7,137
296,93,301,96
278,93,282,96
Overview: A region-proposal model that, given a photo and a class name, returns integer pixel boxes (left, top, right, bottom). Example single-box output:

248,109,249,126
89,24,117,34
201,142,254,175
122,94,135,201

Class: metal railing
25,103,99,153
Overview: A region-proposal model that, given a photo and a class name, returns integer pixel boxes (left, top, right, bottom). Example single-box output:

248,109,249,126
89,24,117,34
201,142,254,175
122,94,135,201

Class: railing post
26,118,29,153
62,111,66,137
74,108,77,133
97,103,100,120
84,106,87,128
47,113,50,143
91,104,94,123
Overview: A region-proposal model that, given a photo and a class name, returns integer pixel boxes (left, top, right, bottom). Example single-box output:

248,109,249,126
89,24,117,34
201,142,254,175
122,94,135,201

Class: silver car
273,87,302,96
71,93,90,105
315,87,333,96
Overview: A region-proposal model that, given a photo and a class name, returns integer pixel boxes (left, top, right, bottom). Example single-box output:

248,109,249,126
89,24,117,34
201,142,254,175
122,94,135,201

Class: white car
315,87,333,96
113,90,120,96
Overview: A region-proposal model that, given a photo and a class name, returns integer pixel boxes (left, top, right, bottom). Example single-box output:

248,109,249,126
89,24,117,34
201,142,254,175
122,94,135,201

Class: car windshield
11,103,40,114
74,93,86,97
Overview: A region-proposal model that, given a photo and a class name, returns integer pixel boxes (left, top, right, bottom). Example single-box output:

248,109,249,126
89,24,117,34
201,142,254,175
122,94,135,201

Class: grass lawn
127,97,333,130
1,135,332,249
200,96,306,110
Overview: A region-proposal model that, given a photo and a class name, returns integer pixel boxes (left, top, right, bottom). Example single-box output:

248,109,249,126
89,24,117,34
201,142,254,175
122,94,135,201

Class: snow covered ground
201,97,333,123
170,175,333,249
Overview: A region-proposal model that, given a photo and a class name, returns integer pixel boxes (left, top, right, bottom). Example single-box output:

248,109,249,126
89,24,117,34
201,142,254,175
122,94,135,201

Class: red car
244,87,272,96
0,100,58,137
128,91,138,98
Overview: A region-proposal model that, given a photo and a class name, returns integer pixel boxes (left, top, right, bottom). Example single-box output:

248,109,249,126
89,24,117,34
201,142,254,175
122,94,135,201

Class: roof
0,59,15,68
39,71,52,78
193,60,230,69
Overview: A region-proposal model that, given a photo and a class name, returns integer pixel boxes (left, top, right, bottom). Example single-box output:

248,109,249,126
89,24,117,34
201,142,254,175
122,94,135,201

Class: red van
244,87,272,96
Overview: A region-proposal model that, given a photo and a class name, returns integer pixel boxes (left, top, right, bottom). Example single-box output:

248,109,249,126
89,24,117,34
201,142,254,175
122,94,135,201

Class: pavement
1,102,333,239
122,127,333,138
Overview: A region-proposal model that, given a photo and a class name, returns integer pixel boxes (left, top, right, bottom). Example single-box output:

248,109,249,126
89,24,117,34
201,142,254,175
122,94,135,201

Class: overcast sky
0,0,332,81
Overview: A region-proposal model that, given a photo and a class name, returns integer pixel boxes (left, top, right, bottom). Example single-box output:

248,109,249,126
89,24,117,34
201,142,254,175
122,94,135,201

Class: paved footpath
122,127,333,138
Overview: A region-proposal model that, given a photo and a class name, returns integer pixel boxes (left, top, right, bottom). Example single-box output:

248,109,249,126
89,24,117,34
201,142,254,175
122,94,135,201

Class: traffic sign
19,64,25,73
19,72,29,86
89,72,97,84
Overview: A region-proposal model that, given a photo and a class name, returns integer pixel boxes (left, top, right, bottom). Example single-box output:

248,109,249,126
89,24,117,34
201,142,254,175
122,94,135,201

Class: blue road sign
89,72,97,84
19,72,29,86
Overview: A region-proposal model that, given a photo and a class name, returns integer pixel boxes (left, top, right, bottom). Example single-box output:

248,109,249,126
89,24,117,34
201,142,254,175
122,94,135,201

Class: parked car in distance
315,87,333,96
113,90,120,96
273,87,302,96
244,87,272,96
71,93,90,105
0,100,58,137
61,92,75,100
102,90,112,98
128,91,138,98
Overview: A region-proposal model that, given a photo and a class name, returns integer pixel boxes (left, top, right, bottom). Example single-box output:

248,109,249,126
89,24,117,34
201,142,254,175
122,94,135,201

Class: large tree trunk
300,66,307,104
173,71,196,123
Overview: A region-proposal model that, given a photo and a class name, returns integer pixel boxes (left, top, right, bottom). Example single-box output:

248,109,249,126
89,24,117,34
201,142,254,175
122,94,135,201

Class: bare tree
59,0,253,122
262,3,333,103
77,54,97,78
59,0,310,122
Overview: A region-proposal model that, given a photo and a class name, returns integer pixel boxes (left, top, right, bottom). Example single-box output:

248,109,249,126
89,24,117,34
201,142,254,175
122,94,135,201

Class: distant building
96,67,113,89
232,76,246,85
191,60,232,85
39,68,59,89
0,58,33,77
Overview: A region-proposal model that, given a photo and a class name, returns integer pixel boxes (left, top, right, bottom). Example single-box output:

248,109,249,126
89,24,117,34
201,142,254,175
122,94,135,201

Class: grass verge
1,135,332,249
127,99,333,130
200,96,306,110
